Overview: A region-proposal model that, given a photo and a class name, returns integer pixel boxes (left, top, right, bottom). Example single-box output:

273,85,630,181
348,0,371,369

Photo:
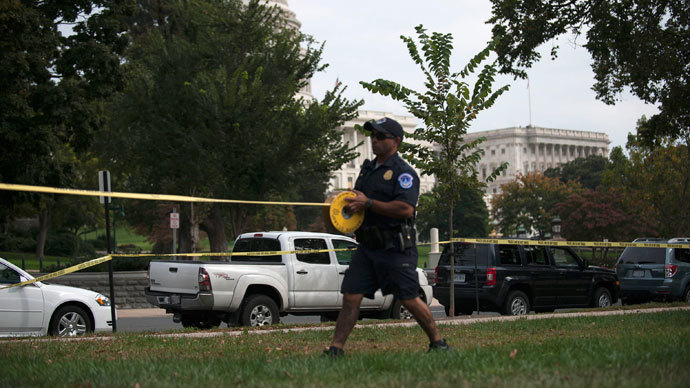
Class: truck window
231,238,282,262
524,246,550,266
294,238,330,265
332,239,357,265
550,247,579,268
497,245,521,266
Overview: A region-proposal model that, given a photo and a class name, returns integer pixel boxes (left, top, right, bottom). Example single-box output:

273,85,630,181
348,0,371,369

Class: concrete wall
42,271,155,309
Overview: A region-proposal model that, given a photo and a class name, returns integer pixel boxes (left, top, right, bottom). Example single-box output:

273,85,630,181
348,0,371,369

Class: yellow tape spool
323,191,364,234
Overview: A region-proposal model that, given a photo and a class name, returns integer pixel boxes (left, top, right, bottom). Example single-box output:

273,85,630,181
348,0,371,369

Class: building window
491,149,496,156
523,147,527,154
482,167,486,180
492,188,497,194
501,148,506,154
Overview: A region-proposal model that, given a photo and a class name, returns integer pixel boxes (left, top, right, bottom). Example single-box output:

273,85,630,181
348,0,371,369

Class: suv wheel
683,286,690,303
592,287,612,308
503,291,530,316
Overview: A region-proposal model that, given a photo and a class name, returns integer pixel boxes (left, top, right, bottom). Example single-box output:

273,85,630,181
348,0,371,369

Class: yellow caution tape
110,247,355,258
4,237,689,291
0,183,330,207
450,238,690,249
0,255,113,290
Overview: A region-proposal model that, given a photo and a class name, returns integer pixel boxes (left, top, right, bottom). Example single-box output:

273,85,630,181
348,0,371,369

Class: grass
0,251,66,272
1,309,688,387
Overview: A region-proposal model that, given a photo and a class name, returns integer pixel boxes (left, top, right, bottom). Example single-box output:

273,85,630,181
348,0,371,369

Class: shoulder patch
398,173,414,189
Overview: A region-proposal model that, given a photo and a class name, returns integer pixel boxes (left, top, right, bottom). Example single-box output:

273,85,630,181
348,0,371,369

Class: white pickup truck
145,231,433,328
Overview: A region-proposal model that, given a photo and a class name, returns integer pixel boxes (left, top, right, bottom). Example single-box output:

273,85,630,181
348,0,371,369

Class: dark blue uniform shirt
354,152,420,230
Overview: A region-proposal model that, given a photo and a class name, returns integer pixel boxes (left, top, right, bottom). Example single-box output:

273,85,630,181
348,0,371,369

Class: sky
287,0,660,150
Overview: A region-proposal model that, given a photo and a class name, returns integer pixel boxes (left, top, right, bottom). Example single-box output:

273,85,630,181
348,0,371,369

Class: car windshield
231,238,282,262
438,243,490,266
618,247,666,265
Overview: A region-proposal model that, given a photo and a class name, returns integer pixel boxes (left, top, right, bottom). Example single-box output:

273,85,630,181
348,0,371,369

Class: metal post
172,207,177,257
39,256,43,272
21,256,25,270
112,205,117,253
474,243,479,316
105,198,116,332
100,170,117,332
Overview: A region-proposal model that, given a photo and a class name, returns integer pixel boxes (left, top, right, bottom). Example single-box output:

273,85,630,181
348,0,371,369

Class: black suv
433,242,620,316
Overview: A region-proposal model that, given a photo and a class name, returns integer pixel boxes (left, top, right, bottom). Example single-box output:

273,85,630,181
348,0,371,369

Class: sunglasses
370,131,396,140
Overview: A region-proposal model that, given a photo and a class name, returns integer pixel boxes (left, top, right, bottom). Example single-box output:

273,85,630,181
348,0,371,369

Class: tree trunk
202,206,228,260
35,207,51,261
230,206,248,239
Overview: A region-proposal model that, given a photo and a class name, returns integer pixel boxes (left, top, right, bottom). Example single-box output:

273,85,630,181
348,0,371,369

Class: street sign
98,170,111,204
170,212,180,229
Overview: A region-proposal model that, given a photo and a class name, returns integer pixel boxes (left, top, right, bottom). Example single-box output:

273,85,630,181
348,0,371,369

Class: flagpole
527,76,532,127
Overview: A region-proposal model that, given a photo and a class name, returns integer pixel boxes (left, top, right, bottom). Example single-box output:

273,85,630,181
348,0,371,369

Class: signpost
99,170,117,332
171,209,179,256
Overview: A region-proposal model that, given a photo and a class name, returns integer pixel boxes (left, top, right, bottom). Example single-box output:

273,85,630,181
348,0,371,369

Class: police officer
323,117,449,357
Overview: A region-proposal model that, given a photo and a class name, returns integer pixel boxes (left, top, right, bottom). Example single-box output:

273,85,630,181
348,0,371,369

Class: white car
0,257,114,337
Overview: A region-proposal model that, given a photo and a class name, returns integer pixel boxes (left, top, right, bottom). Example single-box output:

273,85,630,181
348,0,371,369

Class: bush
45,232,76,256
117,244,142,254
92,234,108,250
0,233,36,252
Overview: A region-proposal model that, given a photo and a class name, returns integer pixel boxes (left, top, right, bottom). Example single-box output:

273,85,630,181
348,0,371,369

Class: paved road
116,305,449,333
115,301,623,333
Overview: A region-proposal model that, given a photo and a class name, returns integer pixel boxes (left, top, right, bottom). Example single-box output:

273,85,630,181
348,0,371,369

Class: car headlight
95,294,111,306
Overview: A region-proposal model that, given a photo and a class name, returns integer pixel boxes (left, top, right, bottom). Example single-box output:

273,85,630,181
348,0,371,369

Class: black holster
356,224,416,252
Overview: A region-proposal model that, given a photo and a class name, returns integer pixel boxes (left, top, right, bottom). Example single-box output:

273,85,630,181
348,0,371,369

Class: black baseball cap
363,117,404,139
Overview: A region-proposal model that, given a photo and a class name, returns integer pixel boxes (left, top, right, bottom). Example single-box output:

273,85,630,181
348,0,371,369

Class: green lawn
0,251,65,272
1,309,687,387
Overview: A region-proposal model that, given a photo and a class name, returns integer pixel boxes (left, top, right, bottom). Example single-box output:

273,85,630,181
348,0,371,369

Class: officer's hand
344,190,367,213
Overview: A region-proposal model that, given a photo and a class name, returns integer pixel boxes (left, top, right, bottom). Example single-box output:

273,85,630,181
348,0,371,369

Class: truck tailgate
149,261,200,294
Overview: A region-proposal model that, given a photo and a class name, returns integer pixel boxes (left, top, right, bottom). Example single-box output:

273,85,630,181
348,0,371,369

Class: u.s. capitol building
468,125,610,195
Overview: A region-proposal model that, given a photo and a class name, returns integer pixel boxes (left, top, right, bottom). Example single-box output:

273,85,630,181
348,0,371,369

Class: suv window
618,247,666,264
675,248,690,263
524,246,550,266
551,247,580,268
294,238,330,265
0,263,21,284
232,238,282,262
332,239,357,265
438,243,490,266
497,245,522,266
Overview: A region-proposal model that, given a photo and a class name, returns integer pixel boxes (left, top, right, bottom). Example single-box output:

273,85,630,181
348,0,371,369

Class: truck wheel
390,299,413,320
49,305,92,337
240,294,279,327
592,287,612,308
503,291,530,316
